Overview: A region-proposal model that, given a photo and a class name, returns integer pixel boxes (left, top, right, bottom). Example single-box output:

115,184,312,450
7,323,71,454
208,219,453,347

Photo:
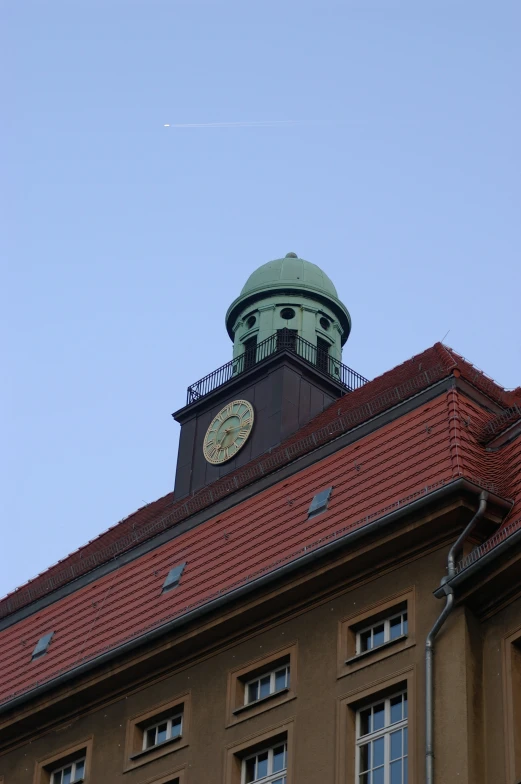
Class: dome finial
285,252,298,258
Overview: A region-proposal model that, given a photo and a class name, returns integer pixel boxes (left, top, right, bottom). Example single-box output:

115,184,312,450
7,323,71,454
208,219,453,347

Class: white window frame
50,757,86,784
355,691,408,784
355,610,408,655
142,711,183,751
244,664,290,705
241,741,287,784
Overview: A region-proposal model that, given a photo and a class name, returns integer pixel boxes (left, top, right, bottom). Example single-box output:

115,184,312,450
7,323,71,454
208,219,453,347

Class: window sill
345,635,407,665
130,735,183,761
233,687,290,715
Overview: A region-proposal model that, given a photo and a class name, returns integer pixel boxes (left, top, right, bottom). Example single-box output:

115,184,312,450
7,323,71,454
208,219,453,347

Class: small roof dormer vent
162,562,186,593
31,631,54,660
308,487,333,518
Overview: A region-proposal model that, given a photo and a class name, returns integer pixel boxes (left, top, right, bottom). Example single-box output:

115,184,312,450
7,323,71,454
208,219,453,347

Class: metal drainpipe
425,490,488,784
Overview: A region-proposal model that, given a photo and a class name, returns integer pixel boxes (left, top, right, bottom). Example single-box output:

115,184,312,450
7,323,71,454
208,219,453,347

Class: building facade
1,254,520,784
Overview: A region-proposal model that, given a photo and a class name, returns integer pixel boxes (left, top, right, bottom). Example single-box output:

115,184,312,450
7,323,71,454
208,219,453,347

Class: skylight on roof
308,487,333,518
162,562,186,593
32,632,54,660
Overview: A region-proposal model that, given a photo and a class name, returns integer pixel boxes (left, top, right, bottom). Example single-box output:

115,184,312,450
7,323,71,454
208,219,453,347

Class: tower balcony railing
186,329,368,405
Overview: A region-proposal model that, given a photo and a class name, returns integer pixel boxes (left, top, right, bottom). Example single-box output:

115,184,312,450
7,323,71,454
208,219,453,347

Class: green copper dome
226,253,351,348
240,254,339,300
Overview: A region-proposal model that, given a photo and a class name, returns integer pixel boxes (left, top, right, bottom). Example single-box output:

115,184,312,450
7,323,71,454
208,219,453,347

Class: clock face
203,400,254,464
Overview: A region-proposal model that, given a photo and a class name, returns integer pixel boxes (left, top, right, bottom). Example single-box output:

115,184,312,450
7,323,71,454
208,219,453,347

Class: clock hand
216,426,242,447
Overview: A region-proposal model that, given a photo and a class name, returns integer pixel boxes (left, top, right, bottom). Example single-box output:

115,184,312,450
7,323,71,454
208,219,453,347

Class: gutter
433,519,520,599
0,480,505,718
425,491,488,784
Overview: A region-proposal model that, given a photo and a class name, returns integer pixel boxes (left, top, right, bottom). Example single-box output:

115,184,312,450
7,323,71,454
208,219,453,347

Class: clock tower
172,252,365,499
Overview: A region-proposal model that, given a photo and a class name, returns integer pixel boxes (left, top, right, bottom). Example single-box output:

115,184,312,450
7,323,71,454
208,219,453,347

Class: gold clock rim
203,399,255,465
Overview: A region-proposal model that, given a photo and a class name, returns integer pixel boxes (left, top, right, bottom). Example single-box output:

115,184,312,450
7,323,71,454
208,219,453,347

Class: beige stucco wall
1,544,519,784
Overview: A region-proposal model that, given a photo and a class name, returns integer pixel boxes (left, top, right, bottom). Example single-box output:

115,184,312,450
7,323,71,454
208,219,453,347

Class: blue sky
2,0,520,598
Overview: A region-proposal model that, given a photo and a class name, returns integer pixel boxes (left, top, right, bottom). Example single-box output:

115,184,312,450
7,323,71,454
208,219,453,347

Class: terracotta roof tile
0,344,520,707
1,342,516,621
0,396,456,705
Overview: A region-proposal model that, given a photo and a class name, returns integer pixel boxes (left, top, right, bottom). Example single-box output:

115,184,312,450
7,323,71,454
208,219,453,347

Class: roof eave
433,512,519,600
0,477,503,719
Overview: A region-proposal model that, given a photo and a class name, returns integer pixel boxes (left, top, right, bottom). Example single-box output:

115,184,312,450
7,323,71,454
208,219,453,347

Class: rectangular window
244,665,290,705
34,740,93,784
144,774,184,784
50,758,86,784
225,720,293,784
356,610,408,655
226,644,297,726
356,692,408,784
242,742,287,784
338,591,415,678
124,692,190,772
143,712,183,750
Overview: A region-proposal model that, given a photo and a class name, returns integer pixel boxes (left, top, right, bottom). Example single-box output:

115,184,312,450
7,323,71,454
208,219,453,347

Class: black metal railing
186,330,367,404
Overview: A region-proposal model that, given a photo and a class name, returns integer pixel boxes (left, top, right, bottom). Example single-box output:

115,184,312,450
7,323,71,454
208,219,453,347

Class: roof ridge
441,344,514,405
0,492,174,602
434,341,460,371
477,404,521,444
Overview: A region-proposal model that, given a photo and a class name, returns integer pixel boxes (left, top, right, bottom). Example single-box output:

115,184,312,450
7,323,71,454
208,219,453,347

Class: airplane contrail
163,120,299,128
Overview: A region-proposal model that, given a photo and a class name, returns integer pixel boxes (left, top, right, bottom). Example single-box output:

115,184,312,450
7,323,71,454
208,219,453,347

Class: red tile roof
1,343,518,622
455,406,521,574
0,343,519,708
0,395,455,705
